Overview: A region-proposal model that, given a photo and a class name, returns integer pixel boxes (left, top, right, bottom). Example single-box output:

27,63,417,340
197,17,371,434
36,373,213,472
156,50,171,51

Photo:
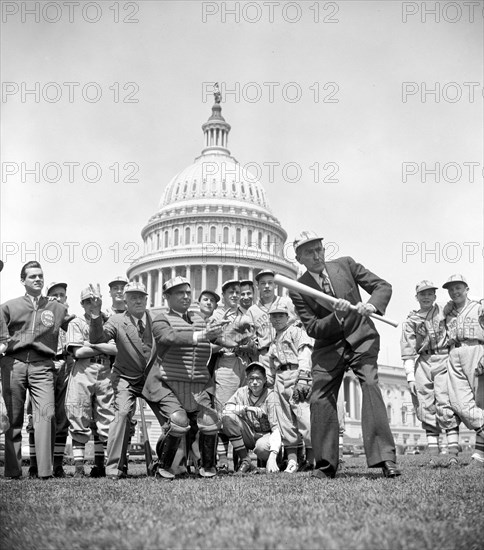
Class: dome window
185,227,191,245
236,228,241,245
197,226,203,244
210,226,216,242
248,229,252,245
164,231,169,248
174,228,179,246
223,227,229,244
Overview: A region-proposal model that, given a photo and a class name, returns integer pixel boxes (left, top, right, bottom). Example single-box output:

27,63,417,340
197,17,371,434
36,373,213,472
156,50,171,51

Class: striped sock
230,436,248,460
446,427,460,456
474,427,484,456
94,439,105,467
426,431,440,456
339,432,344,456
28,431,37,470
53,435,67,468
217,433,229,464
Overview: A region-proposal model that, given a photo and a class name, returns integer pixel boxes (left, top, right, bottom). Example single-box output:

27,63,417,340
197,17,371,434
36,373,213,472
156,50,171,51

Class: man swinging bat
287,231,401,480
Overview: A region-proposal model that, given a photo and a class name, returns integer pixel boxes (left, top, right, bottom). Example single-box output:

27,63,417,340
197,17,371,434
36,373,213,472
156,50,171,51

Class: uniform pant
222,412,272,461
65,361,114,444
214,354,247,413
106,374,183,476
447,343,484,431
274,369,311,449
412,353,459,432
1,357,55,478
311,345,396,472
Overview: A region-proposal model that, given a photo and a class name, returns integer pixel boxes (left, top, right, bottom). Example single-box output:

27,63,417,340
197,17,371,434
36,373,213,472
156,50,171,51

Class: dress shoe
381,461,401,478
311,465,336,479
28,467,38,479
40,476,53,480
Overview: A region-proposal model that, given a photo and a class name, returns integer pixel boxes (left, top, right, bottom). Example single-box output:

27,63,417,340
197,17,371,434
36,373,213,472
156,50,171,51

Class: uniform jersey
224,386,280,435
269,321,313,373
248,296,295,351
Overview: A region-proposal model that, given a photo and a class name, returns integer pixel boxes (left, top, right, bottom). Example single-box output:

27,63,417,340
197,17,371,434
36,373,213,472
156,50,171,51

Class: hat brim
294,237,323,253
442,281,467,289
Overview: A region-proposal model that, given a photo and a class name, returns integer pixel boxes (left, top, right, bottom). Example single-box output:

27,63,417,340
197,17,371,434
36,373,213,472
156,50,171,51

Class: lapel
326,261,343,299
122,313,145,358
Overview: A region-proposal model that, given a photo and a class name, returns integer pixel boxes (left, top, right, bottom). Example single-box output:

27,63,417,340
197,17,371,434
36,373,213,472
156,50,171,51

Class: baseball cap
442,274,469,289
80,287,95,301
198,289,220,303
162,276,190,293
245,362,267,378
108,276,129,288
124,282,148,295
240,279,254,288
255,269,275,282
415,280,438,294
293,230,323,254
47,282,67,294
269,302,290,315
221,279,240,292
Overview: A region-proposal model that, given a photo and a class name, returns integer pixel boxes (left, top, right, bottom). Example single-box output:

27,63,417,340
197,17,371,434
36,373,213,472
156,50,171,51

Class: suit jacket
90,311,163,398
289,256,392,370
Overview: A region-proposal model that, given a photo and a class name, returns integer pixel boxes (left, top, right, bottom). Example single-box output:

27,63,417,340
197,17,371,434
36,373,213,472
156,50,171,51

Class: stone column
201,265,207,291
157,268,163,306
147,270,152,306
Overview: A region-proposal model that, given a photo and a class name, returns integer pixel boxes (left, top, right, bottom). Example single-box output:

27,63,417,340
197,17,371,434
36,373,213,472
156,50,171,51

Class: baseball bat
138,398,155,476
274,274,399,328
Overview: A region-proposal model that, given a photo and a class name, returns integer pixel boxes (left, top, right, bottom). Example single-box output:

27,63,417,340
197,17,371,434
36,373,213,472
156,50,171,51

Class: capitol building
124,93,474,452
127,92,297,305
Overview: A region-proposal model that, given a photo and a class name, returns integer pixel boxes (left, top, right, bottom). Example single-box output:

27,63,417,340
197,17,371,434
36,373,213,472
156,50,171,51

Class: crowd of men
0,230,483,481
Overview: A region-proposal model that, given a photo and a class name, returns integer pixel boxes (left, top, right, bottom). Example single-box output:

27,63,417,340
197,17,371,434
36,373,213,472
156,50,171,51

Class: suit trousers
106,374,183,476
310,345,396,472
1,356,55,477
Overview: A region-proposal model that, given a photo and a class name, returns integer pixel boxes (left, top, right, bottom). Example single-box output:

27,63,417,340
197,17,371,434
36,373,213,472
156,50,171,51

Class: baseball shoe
469,453,484,468
89,465,106,478
381,461,401,478
448,456,459,468
40,476,53,480
53,465,66,478
284,459,298,474
73,465,85,478
217,464,230,476
28,467,38,479
199,467,217,478
235,459,254,475
156,468,175,480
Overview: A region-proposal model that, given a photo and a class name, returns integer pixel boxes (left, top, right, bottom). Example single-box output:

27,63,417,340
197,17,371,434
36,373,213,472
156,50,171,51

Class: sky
1,0,483,365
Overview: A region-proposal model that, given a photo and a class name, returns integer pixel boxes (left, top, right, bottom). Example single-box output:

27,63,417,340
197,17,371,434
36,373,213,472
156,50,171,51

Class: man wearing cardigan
289,231,400,479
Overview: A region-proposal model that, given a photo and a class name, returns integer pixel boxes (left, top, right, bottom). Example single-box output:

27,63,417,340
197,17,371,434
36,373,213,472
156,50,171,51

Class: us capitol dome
127,90,297,308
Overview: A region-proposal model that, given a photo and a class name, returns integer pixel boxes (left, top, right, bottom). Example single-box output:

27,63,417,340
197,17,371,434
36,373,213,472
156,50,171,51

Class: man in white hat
290,231,399,479
401,280,460,465
443,274,484,468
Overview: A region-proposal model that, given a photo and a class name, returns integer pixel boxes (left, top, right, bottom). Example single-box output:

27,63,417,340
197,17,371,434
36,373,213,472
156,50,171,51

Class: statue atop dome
214,82,221,104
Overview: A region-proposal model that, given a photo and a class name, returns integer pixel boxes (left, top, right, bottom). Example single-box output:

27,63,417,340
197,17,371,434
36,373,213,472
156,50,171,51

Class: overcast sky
1,0,482,364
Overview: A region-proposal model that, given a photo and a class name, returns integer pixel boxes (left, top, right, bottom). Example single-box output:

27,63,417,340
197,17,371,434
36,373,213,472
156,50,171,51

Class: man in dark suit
89,281,186,480
289,231,400,479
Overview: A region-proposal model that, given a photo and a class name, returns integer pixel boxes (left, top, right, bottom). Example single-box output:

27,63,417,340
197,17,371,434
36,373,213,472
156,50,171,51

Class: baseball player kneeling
221,362,282,474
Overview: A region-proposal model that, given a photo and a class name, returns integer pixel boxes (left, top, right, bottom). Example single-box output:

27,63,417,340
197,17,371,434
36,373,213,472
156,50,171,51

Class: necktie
183,313,192,324
320,273,335,297
33,297,39,310
138,319,145,338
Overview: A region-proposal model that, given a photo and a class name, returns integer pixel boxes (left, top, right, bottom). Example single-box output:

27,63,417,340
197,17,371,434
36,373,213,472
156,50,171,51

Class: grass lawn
1,454,482,550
